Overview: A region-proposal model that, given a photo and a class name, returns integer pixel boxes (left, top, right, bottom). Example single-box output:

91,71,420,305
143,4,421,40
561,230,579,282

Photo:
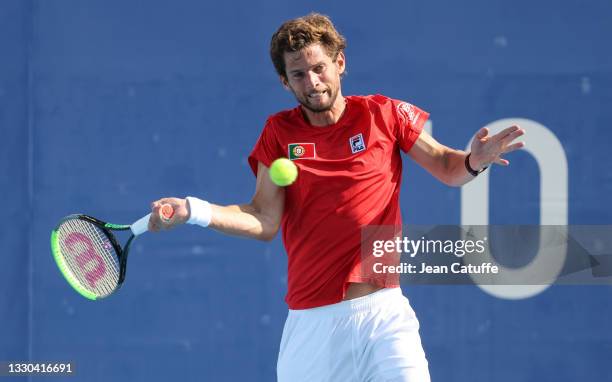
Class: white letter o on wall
461,118,569,300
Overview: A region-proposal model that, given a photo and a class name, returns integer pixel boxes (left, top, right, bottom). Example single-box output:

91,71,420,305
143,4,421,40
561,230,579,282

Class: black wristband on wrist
465,153,488,177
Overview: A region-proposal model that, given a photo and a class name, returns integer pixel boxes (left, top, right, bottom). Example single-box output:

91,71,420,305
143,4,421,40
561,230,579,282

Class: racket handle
130,204,175,236
161,204,175,221
131,213,151,236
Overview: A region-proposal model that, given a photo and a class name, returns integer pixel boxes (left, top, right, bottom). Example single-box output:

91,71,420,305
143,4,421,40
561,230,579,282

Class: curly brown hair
270,13,347,80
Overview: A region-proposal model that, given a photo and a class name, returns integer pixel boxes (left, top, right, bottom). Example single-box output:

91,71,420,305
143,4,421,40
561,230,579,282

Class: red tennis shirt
248,94,429,309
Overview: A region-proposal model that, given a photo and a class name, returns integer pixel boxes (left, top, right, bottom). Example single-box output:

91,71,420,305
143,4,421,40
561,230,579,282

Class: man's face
282,44,345,113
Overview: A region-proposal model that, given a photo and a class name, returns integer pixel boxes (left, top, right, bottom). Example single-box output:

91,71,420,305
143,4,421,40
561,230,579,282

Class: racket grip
161,204,175,221
130,213,151,236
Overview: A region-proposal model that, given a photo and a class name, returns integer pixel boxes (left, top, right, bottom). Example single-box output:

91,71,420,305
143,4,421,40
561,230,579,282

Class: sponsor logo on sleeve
397,102,420,126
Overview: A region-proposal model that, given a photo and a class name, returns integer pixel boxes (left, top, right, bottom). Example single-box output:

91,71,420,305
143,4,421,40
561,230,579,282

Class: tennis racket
50,204,175,300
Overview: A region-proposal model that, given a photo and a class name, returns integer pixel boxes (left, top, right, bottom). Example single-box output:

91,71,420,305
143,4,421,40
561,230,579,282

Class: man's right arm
148,161,285,242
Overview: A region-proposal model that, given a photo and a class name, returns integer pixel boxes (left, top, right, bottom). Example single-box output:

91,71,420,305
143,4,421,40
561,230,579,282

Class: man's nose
305,71,320,89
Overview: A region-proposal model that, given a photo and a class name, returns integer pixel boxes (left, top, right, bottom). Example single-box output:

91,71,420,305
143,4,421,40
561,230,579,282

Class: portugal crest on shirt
288,143,316,160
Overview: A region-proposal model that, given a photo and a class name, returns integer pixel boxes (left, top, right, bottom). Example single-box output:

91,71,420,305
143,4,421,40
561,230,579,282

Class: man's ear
280,75,290,90
336,51,346,75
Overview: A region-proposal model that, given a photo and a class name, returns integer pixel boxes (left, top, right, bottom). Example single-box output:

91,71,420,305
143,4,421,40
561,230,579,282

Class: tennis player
148,13,524,382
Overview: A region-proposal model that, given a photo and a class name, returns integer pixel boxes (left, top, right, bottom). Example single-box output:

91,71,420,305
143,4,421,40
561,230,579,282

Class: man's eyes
291,65,326,79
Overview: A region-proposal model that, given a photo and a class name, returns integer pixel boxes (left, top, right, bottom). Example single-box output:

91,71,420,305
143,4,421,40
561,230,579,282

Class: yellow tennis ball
269,158,298,186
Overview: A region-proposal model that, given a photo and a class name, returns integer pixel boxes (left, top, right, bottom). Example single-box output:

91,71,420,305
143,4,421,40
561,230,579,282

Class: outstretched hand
469,125,525,170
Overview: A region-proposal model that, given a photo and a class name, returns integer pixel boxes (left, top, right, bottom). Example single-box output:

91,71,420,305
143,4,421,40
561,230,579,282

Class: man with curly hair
149,13,524,382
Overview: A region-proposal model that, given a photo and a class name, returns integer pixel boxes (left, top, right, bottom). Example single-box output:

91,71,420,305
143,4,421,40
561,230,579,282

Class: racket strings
57,219,121,298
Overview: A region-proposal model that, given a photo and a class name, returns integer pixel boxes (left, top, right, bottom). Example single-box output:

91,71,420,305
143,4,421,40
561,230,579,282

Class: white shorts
277,288,430,382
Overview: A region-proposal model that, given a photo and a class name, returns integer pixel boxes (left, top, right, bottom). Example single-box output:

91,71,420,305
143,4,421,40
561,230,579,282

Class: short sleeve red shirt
248,94,429,309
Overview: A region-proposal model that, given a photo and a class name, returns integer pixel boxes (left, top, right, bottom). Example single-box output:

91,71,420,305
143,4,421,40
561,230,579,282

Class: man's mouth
308,90,327,99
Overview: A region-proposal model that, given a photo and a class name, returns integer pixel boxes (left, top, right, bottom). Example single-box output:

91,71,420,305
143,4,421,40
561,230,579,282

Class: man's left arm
407,125,525,187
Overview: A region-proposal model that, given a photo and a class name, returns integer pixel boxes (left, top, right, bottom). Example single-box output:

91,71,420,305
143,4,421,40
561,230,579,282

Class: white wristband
186,196,212,228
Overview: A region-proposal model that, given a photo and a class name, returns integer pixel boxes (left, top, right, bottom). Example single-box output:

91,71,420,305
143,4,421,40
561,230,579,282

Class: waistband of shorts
288,287,404,317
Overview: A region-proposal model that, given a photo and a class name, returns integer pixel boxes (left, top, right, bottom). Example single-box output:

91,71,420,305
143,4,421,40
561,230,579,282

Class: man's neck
301,94,346,127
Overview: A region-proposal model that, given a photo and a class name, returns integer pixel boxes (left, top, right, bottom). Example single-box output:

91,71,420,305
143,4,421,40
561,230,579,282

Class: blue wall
1,1,610,381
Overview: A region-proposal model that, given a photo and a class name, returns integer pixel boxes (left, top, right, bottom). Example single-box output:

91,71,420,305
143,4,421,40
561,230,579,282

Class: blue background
1,0,610,381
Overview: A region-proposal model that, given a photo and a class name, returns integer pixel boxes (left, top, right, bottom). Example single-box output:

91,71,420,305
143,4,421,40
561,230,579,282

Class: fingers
500,128,525,147
495,140,524,165
476,125,525,154
476,127,489,141
148,198,179,232
470,125,525,169
494,157,510,166
491,125,522,144
504,141,525,153
148,201,162,232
